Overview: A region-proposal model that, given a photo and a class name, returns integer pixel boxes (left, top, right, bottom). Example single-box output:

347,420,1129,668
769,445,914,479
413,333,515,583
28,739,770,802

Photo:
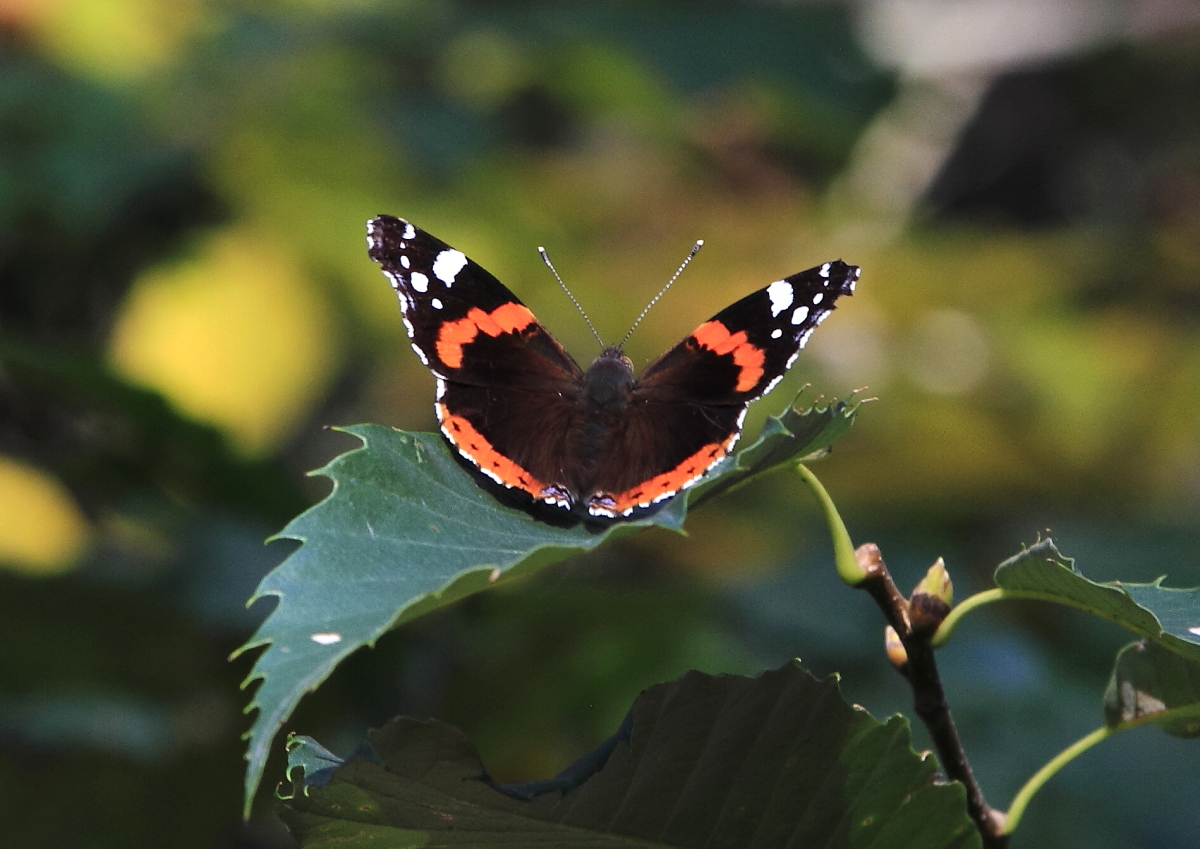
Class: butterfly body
367,214,857,520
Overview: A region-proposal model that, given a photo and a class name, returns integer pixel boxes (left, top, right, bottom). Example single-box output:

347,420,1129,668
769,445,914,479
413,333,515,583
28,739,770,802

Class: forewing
366,215,583,386
637,259,859,405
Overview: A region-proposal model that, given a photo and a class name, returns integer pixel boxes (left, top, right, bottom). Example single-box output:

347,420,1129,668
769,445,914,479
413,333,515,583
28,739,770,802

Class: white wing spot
819,262,831,278
433,249,468,286
400,255,410,269
310,632,342,646
432,297,443,310
403,222,416,240
410,271,429,293
771,328,782,339
812,292,823,305
791,305,809,325
766,280,793,317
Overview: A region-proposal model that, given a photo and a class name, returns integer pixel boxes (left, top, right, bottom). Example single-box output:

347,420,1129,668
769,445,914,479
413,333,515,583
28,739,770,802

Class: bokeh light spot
31,0,204,82
0,456,89,575
905,308,990,395
109,229,338,456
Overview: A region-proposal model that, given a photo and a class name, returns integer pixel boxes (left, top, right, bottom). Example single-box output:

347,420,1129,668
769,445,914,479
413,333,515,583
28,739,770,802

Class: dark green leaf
235,393,859,814
994,540,1200,663
1103,640,1200,738
282,662,979,849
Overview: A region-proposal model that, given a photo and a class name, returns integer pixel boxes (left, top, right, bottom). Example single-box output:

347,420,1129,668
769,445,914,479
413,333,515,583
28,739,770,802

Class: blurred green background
2,1,1199,847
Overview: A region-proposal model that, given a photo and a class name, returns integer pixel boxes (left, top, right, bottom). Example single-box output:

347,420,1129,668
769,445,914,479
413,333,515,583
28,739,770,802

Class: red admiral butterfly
367,215,858,520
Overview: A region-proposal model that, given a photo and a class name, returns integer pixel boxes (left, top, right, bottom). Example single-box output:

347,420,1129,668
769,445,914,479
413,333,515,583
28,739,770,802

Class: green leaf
281,662,979,849
235,393,859,815
1103,640,1200,738
1121,581,1200,654
282,734,346,797
686,394,861,508
993,539,1200,663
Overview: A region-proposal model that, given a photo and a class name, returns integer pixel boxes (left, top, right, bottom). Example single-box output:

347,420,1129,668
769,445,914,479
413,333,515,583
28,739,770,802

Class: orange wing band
436,303,537,369
692,321,765,392
593,434,735,515
437,405,546,497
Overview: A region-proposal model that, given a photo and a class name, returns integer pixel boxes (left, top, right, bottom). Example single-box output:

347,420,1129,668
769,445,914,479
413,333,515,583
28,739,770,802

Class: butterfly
368,214,857,520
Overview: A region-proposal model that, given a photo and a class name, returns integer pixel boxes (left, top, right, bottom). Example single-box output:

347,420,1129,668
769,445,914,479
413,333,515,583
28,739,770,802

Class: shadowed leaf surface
1103,640,1200,738
281,663,979,848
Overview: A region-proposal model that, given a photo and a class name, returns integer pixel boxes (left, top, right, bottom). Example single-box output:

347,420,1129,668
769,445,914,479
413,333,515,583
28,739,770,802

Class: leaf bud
909,557,953,636
884,625,909,674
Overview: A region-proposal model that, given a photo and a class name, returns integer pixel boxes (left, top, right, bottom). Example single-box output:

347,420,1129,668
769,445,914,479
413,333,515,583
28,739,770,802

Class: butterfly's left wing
367,215,583,386
368,215,588,505
584,260,859,518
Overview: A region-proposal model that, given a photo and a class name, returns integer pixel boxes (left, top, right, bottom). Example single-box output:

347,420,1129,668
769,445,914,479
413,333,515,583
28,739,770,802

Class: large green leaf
281,662,979,849
235,394,859,814
1103,640,1200,738
993,540,1200,663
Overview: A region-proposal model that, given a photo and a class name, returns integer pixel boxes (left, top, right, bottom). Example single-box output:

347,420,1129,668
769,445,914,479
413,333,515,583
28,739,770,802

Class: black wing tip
366,215,417,262
367,214,418,237
368,213,405,227
826,259,860,294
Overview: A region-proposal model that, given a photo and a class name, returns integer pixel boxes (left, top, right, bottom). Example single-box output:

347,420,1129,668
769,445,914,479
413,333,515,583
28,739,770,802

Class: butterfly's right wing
582,259,859,518
635,259,859,406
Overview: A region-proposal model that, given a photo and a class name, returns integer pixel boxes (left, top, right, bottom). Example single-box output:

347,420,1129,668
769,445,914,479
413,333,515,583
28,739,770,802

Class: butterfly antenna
539,246,605,348
618,239,704,350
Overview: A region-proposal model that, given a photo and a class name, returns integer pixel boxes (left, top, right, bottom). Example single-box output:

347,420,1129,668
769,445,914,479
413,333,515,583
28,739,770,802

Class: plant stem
854,546,1008,847
1002,726,1112,834
906,631,1007,845
794,463,862,586
932,588,1006,646
799,468,1006,845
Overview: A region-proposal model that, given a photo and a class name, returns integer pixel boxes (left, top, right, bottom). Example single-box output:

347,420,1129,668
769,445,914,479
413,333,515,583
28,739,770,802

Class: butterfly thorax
582,346,636,408
553,346,634,491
